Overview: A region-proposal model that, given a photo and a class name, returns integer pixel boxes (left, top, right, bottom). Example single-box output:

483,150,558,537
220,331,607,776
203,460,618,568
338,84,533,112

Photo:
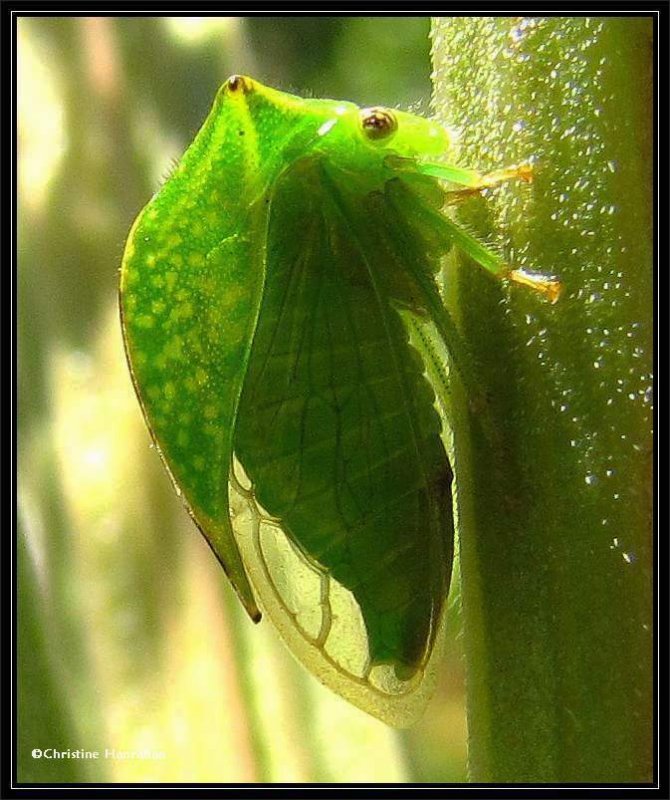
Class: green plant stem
432,16,653,783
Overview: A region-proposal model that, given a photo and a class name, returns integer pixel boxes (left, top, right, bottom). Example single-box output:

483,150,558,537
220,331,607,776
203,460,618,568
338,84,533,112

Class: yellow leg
506,268,563,304
444,163,534,205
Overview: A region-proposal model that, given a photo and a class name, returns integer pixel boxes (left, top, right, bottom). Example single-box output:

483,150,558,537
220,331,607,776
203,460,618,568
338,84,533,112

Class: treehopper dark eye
360,107,398,140
119,75,559,727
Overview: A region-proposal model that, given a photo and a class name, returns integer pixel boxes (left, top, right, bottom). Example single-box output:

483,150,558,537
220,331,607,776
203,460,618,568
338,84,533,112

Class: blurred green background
17,16,468,784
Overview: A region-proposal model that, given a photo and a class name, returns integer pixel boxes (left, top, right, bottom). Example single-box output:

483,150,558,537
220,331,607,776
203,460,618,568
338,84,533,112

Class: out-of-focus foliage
17,16,466,784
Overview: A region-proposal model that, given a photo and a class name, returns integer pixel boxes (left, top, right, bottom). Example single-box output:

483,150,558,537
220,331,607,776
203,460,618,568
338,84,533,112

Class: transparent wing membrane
229,457,447,727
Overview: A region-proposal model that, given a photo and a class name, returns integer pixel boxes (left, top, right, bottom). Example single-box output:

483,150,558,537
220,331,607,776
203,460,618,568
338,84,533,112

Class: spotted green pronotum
119,75,559,727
